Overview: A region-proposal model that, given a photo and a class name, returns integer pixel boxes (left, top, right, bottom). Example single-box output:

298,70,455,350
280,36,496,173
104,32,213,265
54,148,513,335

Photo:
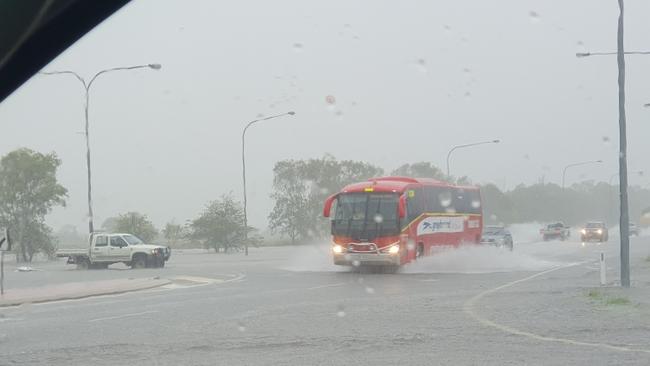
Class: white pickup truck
57,233,171,270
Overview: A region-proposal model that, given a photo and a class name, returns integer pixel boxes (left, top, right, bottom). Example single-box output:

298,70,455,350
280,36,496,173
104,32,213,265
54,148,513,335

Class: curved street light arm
562,160,603,189
446,139,500,178
87,64,156,90
39,70,87,89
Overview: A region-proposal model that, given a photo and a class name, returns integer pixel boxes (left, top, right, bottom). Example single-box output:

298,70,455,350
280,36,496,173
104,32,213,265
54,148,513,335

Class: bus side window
407,188,423,222
468,189,481,214
436,187,452,212
424,187,437,213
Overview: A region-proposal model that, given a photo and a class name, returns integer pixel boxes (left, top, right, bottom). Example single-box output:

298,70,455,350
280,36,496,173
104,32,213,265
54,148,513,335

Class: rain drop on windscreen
237,321,246,332
336,304,346,318
373,214,384,224
443,24,452,34
365,287,375,294
352,260,361,267
529,11,541,23
415,58,427,73
325,95,337,112
602,136,611,147
293,43,304,52
406,241,415,251
471,200,481,209
439,192,452,207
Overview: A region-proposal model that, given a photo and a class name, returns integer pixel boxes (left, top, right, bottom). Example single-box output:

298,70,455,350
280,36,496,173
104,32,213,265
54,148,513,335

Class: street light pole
561,160,603,189
446,139,500,178
241,111,295,256
40,64,161,243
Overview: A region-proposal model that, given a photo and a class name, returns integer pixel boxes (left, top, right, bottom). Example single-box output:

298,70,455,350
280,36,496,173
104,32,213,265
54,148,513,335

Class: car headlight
388,245,400,254
581,229,586,235
597,229,602,234
332,245,343,254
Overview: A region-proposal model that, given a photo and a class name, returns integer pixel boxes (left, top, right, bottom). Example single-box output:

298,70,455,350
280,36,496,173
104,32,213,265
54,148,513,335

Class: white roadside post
0,228,11,295
600,252,606,286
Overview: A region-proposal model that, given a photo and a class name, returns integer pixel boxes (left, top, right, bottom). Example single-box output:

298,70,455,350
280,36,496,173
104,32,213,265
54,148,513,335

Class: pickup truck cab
57,233,171,270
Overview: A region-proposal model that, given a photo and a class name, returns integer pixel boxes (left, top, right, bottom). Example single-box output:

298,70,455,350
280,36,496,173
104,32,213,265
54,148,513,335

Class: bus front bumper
333,252,401,266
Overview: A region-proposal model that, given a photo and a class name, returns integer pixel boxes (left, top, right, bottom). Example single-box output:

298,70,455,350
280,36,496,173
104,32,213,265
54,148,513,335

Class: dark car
481,226,513,250
540,222,570,241
580,222,609,242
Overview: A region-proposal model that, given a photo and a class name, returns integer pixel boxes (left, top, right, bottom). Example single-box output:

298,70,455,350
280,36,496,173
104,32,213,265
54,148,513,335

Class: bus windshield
332,193,399,240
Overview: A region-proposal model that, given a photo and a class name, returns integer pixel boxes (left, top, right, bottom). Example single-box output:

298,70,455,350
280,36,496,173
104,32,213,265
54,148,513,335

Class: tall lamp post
241,111,296,256
576,0,631,287
40,64,162,243
446,139,500,178
561,160,603,189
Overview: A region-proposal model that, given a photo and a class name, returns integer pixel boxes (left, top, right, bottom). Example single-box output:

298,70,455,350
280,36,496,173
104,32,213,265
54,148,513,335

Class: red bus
323,176,483,267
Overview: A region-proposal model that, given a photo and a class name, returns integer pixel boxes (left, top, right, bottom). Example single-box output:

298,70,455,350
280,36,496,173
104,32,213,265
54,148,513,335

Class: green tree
268,155,384,241
162,221,186,247
390,161,471,184
391,162,447,180
113,212,159,242
101,216,119,232
55,224,87,248
268,161,310,243
189,194,250,253
480,183,515,224
0,148,67,262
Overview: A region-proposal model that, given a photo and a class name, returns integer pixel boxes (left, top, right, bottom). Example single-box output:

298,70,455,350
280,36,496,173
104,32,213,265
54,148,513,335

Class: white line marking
463,262,650,354
88,310,159,323
306,283,345,290
0,317,23,323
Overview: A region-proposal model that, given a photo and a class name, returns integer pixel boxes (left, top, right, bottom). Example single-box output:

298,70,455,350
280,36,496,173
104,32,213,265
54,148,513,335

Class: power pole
617,0,630,287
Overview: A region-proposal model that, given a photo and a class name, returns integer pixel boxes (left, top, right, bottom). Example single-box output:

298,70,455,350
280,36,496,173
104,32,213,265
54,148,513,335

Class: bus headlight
332,245,343,254
388,245,400,254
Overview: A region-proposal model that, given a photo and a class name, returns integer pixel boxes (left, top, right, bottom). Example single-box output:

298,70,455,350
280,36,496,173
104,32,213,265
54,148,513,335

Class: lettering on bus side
417,216,464,235
467,219,480,229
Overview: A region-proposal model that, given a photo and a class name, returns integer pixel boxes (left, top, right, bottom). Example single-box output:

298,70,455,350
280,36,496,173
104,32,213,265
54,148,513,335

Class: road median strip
0,277,171,307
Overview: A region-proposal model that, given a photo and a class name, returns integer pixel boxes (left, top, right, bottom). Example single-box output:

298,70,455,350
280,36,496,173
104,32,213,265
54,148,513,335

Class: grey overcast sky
1,0,650,231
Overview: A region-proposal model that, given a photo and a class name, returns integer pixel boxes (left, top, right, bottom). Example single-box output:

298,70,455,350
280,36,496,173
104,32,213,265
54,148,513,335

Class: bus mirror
323,194,338,217
398,194,406,219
